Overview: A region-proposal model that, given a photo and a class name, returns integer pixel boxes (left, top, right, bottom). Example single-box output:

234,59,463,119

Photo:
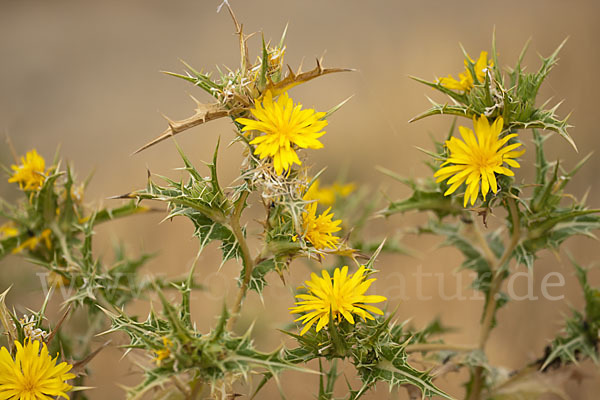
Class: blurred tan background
1,0,600,398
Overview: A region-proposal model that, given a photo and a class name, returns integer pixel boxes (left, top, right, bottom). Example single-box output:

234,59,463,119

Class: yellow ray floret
434,115,525,207
8,149,47,191
236,91,327,175
12,228,52,254
0,223,18,240
0,340,75,399
302,201,342,250
304,179,356,206
290,266,387,335
153,337,174,366
438,51,492,92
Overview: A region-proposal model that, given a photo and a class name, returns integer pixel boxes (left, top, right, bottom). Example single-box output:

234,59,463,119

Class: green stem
469,220,498,268
93,201,154,225
479,197,521,347
227,191,253,330
468,196,521,400
405,343,475,353
189,374,203,400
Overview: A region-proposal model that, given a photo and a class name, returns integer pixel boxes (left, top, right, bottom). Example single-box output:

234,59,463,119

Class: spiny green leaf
410,76,467,104
383,189,460,218
257,35,269,92
540,257,600,370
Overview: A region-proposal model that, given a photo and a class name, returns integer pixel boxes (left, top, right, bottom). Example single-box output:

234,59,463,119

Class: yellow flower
8,149,47,191
305,179,356,206
47,271,70,289
69,184,85,204
434,116,525,207
154,337,174,366
302,202,341,250
236,91,328,175
0,340,75,399
438,51,492,92
0,223,18,240
12,229,52,254
289,266,387,335
332,182,356,198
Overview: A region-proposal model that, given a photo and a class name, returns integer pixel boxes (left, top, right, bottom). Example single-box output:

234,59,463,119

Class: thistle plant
0,339,76,399
381,34,600,399
0,4,599,400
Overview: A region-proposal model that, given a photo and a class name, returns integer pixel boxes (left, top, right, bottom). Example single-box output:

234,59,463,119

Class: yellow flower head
154,337,174,366
236,91,328,175
12,228,52,254
302,201,342,250
0,340,75,399
0,222,18,239
289,266,387,335
304,179,356,206
8,149,47,191
434,115,525,207
47,271,70,289
438,51,492,92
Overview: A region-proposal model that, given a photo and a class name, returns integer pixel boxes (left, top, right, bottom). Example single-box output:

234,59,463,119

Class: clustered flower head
236,90,327,175
438,51,492,92
12,228,52,255
301,201,342,250
434,115,524,207
154,337,174,366
0,339,75,399
304,179,355,206
289,266,387,335
47,271,70,289
0,222,18,240
8,149,47,191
